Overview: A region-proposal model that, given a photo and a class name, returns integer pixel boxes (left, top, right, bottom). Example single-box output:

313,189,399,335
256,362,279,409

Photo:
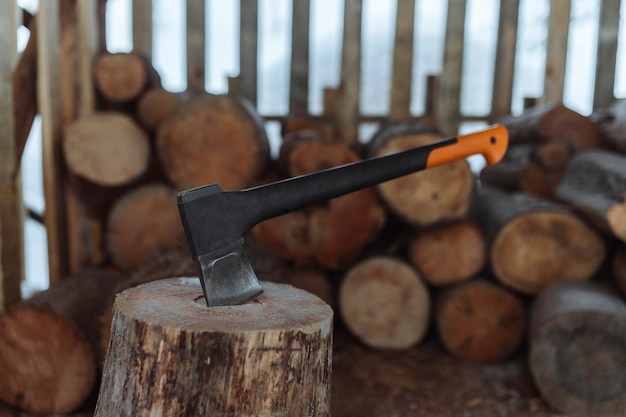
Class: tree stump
436,280,525,362
338,256,430,350
529,281,626,417
369,123,474,227
63,112,150,187
95,278,333,417
0,269,123,415
476,186,606,294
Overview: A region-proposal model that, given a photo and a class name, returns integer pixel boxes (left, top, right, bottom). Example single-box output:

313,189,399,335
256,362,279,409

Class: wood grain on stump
156,93,270,191
63,113,150,187
436,280,525,362
477,186,606,294
95,278,333,417
339,256,430,350
529,281,626,417
0,269,123,415
370,123,474,227
105,183,183,269
408,221,486,286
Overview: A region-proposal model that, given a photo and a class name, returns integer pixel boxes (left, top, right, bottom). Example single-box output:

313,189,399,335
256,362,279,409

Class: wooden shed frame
0,0,622,309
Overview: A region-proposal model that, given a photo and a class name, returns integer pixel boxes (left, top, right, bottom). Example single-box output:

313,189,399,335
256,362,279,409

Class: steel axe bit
178,124,509,307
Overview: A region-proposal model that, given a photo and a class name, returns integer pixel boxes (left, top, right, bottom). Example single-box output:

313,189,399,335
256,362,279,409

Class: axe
178,124,508,306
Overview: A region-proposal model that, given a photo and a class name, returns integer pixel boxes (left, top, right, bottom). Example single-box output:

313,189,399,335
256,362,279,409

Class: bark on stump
63,112,150,187
407,221,486,286
529,281,626,417
0,269,123,415
436,280,525,362
476,186,607,294
369,123,474,226
555,149,626,243
339,256,430,350
156,93,270,191
95,278,333,417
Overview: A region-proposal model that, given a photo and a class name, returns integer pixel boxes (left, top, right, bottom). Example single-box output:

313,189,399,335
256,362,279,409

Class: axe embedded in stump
178,124,509,306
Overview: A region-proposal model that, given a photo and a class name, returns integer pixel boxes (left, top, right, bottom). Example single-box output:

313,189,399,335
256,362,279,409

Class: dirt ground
331,324,566,417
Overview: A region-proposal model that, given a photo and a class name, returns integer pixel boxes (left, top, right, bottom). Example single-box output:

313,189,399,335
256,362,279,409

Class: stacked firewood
1,51,626,416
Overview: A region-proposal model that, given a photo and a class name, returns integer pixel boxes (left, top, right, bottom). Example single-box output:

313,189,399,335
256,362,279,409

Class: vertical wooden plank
542,0,570,104
335,0,362,143
133,0,153,61
240,0,258,105
187,0,206,92
77,0,100,116
38,0,67,285
0,1,23,309
290,0,310,113
436,0,467,135
491,0,519,119
389,0,415,120
593,0,620,110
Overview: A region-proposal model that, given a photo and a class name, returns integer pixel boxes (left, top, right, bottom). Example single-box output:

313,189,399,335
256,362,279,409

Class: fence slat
132,0,153,61
290,0,310,113
437,0,466,134
491,0,519,119
335,0,362,143
186,0,205,92
0,1,23,309
240,0,258,105
38,0,67,285
389,0,415,120
542,0,570,103
77,0,100,116
593,0,620,110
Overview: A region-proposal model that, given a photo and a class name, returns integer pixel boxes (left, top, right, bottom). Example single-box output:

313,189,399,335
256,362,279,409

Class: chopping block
94,278,333,417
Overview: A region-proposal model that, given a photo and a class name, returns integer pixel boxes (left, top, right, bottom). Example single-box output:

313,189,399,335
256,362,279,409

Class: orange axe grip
426,124,509,168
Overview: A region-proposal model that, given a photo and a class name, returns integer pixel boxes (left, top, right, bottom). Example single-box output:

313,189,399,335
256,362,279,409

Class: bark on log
95,278,333,417
370,123,475,226
407,221,486,286
136,87,182,131
93,52,149,103
590,99,626,153
613,244,626,297
529,281,626,417
0,269,123,415
476,186,606,294
253,132,386,270
436,280,525,362
105,183,183,270
63,112,150,187
156,93,270,191
555,149,626,243
339,256,430,350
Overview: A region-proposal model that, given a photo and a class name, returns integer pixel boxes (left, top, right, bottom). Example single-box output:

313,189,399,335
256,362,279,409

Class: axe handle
244,124,508,224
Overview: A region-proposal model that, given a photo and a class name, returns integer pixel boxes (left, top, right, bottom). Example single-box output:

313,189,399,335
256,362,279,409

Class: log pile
3,49,626,415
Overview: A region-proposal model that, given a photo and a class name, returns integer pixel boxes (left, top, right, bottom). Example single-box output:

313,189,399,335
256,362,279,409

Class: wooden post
542,0,570,104
389,0,415,120
490,0,519,119
593,0,620,110
289,0,310,113
95,278,333,417
186,0,205,93
239,0,258,106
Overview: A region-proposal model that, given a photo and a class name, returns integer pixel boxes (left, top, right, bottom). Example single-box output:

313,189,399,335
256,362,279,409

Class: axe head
177,184,263,307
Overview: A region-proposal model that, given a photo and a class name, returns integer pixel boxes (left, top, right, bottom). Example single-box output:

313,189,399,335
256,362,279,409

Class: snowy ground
17,0,625,294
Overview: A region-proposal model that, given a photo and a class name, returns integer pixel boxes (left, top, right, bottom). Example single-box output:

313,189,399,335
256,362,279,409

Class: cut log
95,278,333,417
93,52,149,103
286,267,336,309
156,93,270,191
63,112,150,187
105,183,183,270
529,281,626,417
253,133,386,270
613,244,626,297
370,123,474,227
555,149,626,243
436,280,525,362
476,186,606,294
136,87,182,131
0,269,123,415
281,113,335,140
339,256,430,350
407,221,486,286
590,99,626,153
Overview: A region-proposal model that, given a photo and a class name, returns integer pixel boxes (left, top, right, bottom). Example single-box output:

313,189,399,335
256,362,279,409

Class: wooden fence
0,0,623,309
